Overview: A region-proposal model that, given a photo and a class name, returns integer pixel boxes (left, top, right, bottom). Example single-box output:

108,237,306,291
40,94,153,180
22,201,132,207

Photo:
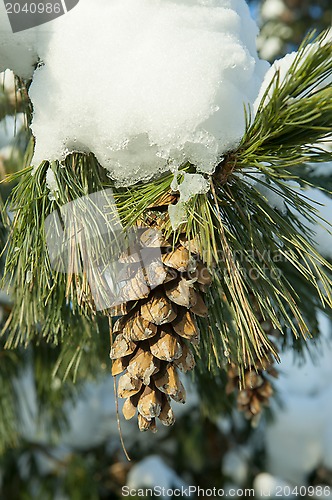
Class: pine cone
109,226,211,432
226,325,278,423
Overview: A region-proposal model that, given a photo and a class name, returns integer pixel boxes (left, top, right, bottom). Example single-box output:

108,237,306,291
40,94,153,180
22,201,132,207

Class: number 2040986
5,3,62,14
273,485,331,497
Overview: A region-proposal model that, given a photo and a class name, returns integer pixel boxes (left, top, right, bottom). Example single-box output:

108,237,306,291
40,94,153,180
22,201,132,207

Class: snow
254,473,294,499
254,51,298,110
265,313,332,485
178,173,210,204
168,203,187,231
257,36,283,61
127,455,188,495
15,366,198,450
0,0,268,185
311,162,332,177
307,138,332,177
248,171,332,259
0,3,39,79
222,447,249,485
46,166,59,200
302,187,332,259
169,172,210,230
249,173,300,215
260,0,285,20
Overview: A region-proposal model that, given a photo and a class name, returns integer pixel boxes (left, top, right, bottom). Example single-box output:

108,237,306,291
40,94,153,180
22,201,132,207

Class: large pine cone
109,227,211,432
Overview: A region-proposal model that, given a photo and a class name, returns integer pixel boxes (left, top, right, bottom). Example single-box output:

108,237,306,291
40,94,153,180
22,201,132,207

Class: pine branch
238,30,332,170
1,28,331,402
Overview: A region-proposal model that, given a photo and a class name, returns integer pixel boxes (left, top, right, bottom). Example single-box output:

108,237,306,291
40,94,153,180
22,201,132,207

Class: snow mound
0,0,268,185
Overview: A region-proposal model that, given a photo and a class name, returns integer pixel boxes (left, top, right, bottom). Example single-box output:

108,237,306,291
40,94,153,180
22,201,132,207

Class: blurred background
0,1,331,498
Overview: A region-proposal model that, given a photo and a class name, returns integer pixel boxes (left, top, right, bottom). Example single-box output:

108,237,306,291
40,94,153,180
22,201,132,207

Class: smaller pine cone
226,334,278,423
110,227,211,432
